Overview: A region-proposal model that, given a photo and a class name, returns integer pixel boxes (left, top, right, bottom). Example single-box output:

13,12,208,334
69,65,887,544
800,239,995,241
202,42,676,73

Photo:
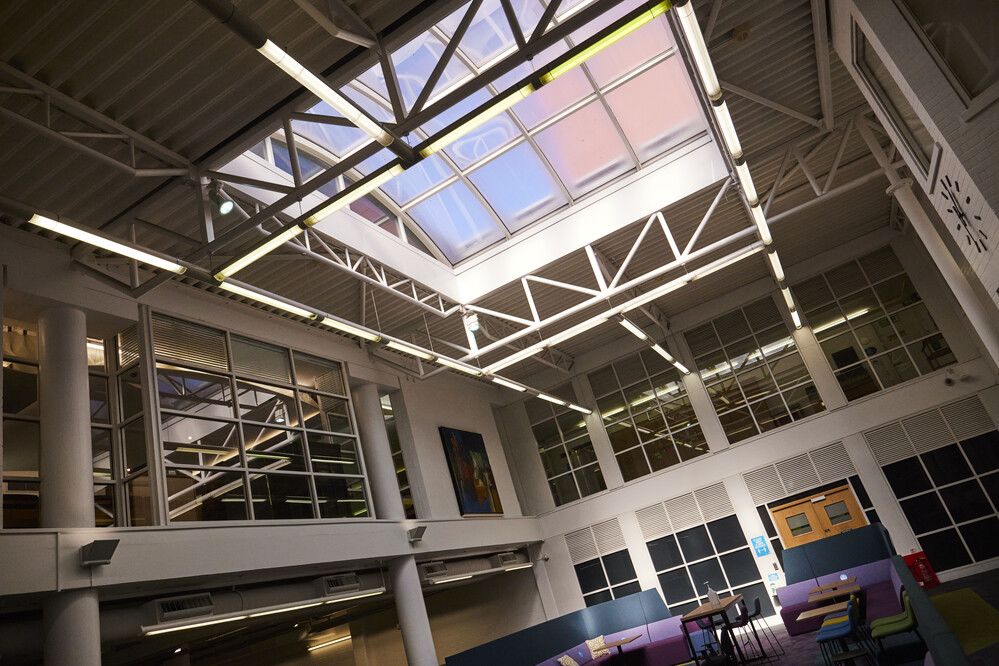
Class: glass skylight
227,0,706,266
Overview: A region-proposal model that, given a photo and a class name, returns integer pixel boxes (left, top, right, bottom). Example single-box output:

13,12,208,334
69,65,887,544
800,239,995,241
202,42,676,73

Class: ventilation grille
694,483,734,522
664,494,702,532
591,518,626,554
637,483,736,540
565,528,598,564
636,504,671,540
321,573,360,594
312,366,345,396
743,442,856,503
116,325,139,367
865,395,996,465
155,593,214,623
152,315,228,372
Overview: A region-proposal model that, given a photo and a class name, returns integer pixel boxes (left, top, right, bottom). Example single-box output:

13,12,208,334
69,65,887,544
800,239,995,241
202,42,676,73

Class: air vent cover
155,593,214,623
321,573,360,595
488,552,520,568
419,561,448,580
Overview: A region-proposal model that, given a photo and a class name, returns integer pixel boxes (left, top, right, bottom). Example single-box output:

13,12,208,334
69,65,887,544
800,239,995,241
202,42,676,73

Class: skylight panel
406,181,504,262
391,31,473,110
438,0,542,68
467,141,567,231
417,88,522,169
603,57,702,162
567,1,672,87
380,153,454,205
292,101,367,157
533,99,633,198
354,148,395,176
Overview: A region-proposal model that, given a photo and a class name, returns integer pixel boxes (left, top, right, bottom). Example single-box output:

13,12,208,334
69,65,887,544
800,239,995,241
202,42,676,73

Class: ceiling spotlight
464,312,481,333
210,183,235,215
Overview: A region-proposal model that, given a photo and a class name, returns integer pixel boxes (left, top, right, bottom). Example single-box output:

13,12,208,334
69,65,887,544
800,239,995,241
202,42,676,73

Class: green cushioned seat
870,615,916,639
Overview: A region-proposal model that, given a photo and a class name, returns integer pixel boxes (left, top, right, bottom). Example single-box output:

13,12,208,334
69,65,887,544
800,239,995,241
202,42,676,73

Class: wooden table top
796,600,849,622
681,594,743,622
810,577,857,594
603,634,641,649
808,583,861,604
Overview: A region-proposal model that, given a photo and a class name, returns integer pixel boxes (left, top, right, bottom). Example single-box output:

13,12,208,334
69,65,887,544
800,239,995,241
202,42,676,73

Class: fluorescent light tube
780,287,795,311
259,40,392,146
215,225,304,280
674,361,691,375
750,205,772,245
540,2,669,83
619,318,649,341
537,393,566,406
28,214,186,274
143,614,249,636
436,357,483,376
711,100,742,159
546,317,609,346
812,308,870,335
791,309,802,329
676,1,721,99
567,403,592,415
324,589,385,604
487,344,545,372
248,601,323,618
650,343,676,363
420,85,534,158
218,282,318,320
385,340,435,361
304,164,405,226
491,376,527,392
734,161,758,205
307,635,352,651
432,574,473,584
766,251,785,282
505,563,534,571
320,317,381,342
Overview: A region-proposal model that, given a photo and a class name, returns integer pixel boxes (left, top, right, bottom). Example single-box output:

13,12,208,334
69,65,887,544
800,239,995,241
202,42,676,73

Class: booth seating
534,616,705,666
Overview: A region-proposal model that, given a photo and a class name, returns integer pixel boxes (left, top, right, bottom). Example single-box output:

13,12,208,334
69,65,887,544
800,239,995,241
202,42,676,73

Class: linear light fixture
790,309,802,329
320,316,382,342
143,614,249,636
218,282,318,320
812,308,870,335
505,563,535,571
540,2,670,83
324,588,386,604
436,357,483,376
651,343,690,374
536,393,566,406
619,318,649,341
766,251,785,282
432,574,474,584
567,403,593,415
28,214,186,274
711,99,742,159
176,445,227,455
674,0,721,99
491,376,527,392
304,164,405,226
385,340,435,361
214,225,304,280
248,601,324,618
259,40,392,146
734,161,758,205
419,85,534,158
780,287,795,311
307,635,352,651
750,205,772,245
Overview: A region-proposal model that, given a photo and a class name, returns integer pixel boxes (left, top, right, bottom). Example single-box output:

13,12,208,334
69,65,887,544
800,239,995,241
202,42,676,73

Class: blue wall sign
751,535,771,557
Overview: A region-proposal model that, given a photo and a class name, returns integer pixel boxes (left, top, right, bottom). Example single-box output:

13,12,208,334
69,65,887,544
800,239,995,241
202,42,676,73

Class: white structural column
674,335,730,452
571,374,625,488
389,556,439,666
353,382,405,520
722,476,785,597
791,327,848,410
37,307,101,666
617,512,662,597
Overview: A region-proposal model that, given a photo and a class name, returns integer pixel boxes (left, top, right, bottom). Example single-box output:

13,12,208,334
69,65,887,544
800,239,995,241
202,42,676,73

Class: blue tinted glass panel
355,148,394,176
468,142,566,231
380,154,454,205
392,32,471,109
294,101,367,156
407,182,503,262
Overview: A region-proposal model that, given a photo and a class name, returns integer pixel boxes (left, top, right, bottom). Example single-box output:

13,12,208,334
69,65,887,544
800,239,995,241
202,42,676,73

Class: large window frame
573,548,641,607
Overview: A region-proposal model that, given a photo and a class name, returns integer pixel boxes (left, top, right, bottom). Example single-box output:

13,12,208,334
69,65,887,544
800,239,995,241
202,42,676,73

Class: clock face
939,175,988,253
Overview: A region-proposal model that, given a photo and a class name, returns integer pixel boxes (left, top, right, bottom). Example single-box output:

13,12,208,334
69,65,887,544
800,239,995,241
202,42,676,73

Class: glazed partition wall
526,383,606,507
684,296,824,444
794,246,955,401
587,348,707,482
566,520,641,607
149,314,370,522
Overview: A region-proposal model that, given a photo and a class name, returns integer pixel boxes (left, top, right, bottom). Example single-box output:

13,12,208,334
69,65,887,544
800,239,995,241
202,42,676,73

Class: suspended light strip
143,614,249,636
766,251,785,282
711,99,742,159
812,308,870,335
674,0,721,99
505,563,534,571
436,357,483,376
790,309,802,329
28,214,186,274
540,2,670,83
432,574,474,584
420,85,534,158
567,403,593,415
536,393,566,406
619,318,649,341
304,164,405,226
780,287,795,311
491,376,527,392
215,225,304,280
324,588,386,604
320,317,382,342
307,635,352,651
385,340,435,361
750,205,772,245
650,343,690,374
258,40,392,147
734,161,758,205
248,601,323,618
218,282,318,320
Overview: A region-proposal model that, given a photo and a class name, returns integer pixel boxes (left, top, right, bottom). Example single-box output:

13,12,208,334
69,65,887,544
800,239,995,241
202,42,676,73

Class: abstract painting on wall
439,426,504,515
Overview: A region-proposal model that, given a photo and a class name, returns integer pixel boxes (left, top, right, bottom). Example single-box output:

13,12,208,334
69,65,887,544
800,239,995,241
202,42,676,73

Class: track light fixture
210,182,235,215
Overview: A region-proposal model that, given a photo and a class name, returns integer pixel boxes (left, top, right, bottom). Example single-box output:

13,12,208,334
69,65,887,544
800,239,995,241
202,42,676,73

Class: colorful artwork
439,426,503,515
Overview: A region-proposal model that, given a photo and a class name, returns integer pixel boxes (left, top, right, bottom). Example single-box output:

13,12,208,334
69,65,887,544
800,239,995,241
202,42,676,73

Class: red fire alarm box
903,551,940,589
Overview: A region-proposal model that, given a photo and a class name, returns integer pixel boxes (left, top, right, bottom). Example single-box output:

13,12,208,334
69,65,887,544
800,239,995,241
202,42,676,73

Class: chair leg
760,618,785,656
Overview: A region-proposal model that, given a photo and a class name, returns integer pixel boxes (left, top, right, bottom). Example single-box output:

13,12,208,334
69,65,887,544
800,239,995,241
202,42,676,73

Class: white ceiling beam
292,0,375,48
810,0,835,131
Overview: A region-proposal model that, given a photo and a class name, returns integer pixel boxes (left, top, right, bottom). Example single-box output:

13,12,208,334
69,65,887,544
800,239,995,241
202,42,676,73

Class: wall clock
939,174,988,253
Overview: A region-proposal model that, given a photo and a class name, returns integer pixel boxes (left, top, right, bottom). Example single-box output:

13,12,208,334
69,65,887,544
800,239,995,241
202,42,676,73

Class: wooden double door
771,485,867,548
